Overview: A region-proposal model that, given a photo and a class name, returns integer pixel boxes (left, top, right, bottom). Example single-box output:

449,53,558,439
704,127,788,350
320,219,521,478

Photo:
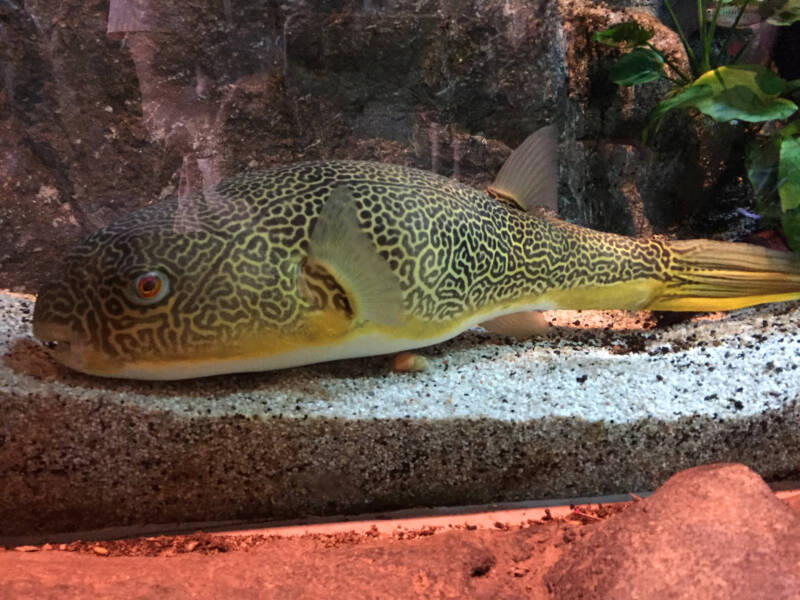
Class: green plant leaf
779,136,800,212
707,85,797,121
780,122,800,138
754,68,787,95
650,84,715,123
781,208,800,252
643,84,715,142
766,0,800,25
610,47,665,85
654,65,798,123
593,21,654,47
747,139,780,199
779,136,800,256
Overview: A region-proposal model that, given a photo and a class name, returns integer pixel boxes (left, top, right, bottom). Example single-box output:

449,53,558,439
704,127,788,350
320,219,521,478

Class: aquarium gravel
2,289,800,538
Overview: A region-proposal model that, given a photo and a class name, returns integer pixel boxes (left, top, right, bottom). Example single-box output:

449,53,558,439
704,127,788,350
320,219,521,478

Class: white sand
3,289,800,538
3,291,798,423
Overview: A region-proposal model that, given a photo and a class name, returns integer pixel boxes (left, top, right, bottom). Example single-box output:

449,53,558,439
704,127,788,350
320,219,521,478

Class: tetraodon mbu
33,126,800,380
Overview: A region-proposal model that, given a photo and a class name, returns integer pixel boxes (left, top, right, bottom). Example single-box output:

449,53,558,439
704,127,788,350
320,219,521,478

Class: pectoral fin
480,310,549,338
308,185,405,327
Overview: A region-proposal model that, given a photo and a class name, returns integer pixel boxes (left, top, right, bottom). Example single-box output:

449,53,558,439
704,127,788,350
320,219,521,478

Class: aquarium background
4,0,800,541
0,0,764,295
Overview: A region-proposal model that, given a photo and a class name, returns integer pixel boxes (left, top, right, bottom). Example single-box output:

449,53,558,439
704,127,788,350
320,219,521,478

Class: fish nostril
42,338,73,357
32,321,74,349
46,338,71,348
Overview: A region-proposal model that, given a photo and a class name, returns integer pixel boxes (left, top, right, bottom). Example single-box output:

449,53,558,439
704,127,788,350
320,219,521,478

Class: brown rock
2,0,716,295
545,463,800,600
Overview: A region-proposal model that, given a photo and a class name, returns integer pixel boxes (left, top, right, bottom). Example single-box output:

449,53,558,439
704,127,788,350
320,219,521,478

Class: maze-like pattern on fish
34,160,674,362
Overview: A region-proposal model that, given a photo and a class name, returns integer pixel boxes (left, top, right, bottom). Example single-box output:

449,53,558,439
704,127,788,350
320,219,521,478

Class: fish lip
33,322,127,375
32,321,72,346
32,322,81,368
45,339,72,356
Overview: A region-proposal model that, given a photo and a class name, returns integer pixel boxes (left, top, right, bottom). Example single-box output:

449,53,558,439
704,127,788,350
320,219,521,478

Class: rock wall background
0,0,753,293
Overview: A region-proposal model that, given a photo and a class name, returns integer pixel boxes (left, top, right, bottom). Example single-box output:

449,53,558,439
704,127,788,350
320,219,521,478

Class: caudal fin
648,239,800,311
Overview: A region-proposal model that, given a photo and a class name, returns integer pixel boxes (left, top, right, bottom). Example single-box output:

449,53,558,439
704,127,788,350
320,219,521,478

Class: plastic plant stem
704,2,722,70
646,41,690,84
729,34,755,65
719,0,754,65
663,0,697,69
697,0,709,73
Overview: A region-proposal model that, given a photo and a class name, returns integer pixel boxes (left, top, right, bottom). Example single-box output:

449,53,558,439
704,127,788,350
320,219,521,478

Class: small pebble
14,545,38,552
92,545,109,555
184,540,200,552
392,352,429,372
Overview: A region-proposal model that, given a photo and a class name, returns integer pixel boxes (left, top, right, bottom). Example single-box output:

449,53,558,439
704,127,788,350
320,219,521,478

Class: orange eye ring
130,270,169,305
136,275,161,298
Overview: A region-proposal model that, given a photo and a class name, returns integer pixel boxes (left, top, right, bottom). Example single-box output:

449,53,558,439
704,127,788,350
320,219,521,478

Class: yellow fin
480,310,549,338
488,125,558,213
647,239,800,311
309,185,405,327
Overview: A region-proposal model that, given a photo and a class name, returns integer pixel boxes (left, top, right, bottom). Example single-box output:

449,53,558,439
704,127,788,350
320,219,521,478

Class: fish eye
129,270,170,305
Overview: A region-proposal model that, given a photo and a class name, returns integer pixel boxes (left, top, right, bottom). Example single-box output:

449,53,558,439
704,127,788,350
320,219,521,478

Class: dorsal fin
308,185,405,327
488,125,559,213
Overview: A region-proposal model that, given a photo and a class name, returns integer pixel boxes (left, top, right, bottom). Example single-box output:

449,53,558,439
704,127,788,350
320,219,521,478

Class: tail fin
648,239,800,311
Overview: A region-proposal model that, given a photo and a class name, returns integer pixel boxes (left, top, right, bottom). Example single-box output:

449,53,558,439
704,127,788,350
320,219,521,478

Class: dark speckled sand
2,289,800,539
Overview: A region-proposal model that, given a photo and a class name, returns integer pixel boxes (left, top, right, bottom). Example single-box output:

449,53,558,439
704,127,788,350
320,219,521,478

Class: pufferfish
33,126,800,380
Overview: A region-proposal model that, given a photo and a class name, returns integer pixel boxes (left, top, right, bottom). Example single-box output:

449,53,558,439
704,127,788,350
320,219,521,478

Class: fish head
32,196,299,379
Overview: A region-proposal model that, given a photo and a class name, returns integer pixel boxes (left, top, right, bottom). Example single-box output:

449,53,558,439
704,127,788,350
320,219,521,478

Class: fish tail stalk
648,239,800,311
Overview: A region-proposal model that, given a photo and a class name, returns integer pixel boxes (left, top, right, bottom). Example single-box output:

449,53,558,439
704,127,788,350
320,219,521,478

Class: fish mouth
43,339,73,362
32,322,83,369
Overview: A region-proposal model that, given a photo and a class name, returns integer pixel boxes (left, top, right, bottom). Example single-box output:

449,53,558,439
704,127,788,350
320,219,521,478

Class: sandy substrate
2,289,800,539
3,467,800,599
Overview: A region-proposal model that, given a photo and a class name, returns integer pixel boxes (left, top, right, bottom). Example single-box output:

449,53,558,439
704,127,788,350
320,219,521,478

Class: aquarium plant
593,0,800,250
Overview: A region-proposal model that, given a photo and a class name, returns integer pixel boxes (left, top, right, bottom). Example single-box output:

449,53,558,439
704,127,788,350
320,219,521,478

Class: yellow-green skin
31,160,691,379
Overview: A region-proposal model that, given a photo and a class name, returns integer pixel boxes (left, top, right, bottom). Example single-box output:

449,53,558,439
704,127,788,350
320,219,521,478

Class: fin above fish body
33,125,800,380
